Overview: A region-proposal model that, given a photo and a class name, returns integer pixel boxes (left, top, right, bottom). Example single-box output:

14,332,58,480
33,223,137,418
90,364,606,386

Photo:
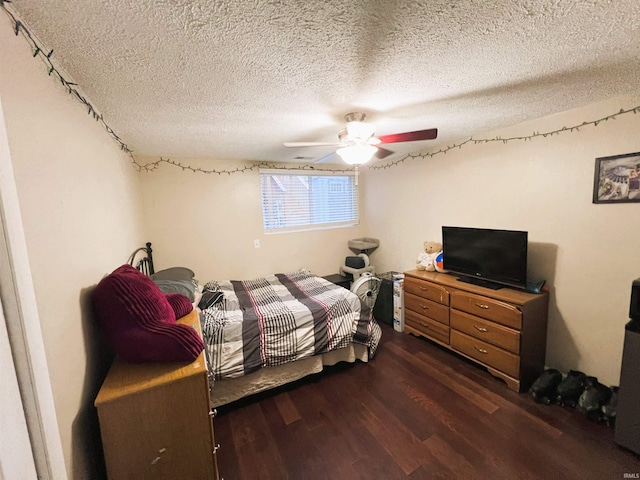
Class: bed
128,243,382,407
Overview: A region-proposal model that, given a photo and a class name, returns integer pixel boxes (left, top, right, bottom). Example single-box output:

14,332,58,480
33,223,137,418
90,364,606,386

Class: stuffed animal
416,241,443,271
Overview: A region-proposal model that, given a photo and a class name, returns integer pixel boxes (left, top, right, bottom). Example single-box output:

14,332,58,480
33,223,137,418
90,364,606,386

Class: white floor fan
350,272,382,310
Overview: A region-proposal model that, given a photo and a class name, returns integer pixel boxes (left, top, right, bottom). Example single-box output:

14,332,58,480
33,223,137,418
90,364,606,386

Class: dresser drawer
450,291,522,329
450,310,520,354
404,277,449,305
404,292,449,325
450,330,520,378
405,309,450,345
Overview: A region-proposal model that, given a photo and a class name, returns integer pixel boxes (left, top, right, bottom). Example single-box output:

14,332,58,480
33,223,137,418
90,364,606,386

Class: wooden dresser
403,269,549,392
95,310,220,480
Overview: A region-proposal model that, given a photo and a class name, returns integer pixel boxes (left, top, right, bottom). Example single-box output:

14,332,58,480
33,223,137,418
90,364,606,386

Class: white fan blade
284,142,342,147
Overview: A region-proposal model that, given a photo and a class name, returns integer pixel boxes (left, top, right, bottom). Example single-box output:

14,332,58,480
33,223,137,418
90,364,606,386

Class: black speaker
373,272,401,326
373,277,394,325
631,278,640,320
616,317,640,453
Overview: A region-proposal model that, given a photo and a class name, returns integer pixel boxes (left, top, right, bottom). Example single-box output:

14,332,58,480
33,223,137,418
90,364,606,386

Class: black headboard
127,242,155,275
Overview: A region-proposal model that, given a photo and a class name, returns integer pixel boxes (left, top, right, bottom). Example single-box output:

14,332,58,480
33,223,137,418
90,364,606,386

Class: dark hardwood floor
214,322,640,479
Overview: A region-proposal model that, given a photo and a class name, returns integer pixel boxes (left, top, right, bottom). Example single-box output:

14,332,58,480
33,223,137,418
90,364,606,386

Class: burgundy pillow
165,292,194,319
93,264,203,363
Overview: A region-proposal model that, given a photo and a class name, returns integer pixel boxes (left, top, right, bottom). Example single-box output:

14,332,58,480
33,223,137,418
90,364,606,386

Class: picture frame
593,151,640,204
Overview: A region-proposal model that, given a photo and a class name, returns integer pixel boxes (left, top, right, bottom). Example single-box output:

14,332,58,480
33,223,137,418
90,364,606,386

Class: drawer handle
420,322,429,328
475,303,490,309
420,304,429,311
473,325,488,333
419,286,428,291
474,345,488,354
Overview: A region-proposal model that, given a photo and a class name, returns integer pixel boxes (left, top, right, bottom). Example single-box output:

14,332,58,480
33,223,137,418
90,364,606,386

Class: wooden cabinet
403,270,549,392
95,310,220,480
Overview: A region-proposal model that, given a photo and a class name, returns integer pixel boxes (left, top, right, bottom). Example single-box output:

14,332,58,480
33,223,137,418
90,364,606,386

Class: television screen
442,226,528,290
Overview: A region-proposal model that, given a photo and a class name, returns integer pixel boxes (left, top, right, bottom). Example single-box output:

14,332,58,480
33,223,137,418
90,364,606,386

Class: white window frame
259,168,359,234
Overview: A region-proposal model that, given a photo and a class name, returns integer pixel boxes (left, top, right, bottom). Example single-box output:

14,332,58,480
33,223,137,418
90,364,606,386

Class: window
259,168,359,234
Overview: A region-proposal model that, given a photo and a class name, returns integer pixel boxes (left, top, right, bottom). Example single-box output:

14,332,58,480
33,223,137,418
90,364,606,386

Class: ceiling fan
283,112,438,165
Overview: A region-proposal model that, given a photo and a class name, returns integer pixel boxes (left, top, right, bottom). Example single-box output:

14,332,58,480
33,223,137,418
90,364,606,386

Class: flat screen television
441,226,528,290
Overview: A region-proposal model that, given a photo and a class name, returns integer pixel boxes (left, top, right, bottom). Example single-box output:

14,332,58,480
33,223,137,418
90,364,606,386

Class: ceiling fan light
346,121,376,141
336,145,378,165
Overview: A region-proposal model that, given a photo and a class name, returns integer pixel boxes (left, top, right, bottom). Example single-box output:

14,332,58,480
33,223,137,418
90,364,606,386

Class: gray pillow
150,267,195,282
153,279,196,302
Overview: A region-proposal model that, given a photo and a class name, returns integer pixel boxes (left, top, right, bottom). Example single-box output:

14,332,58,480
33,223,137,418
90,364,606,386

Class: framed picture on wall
593,151,640,204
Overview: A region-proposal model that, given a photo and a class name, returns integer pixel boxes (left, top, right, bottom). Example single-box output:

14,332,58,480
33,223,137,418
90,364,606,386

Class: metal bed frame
127,242,155,275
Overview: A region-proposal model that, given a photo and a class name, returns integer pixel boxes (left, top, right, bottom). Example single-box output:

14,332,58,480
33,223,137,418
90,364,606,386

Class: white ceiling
9,1,640,164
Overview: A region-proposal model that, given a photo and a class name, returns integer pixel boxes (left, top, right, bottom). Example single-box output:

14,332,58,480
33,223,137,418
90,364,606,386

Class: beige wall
138,98,640,389
363,95,640,386
137,159,368,280
0,21,145,478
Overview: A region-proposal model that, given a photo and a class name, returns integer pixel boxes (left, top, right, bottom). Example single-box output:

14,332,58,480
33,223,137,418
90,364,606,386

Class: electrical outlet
253,239,260,249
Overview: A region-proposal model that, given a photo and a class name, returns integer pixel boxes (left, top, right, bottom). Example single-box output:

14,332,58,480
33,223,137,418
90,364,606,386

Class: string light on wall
3,3,640,176
140,158,351,175
370,106,640,170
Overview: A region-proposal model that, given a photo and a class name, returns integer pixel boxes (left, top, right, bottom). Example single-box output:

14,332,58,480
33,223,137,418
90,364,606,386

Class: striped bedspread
200,269,381,380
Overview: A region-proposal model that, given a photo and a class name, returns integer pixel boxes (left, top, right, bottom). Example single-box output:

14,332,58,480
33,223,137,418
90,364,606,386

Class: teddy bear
416,241,443,271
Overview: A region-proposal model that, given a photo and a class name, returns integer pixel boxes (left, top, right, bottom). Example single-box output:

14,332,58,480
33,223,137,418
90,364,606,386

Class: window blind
259,168,359,234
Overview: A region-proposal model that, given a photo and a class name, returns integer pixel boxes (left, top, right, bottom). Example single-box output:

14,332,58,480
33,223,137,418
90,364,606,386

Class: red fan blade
375,147,394,159
377,128,438,144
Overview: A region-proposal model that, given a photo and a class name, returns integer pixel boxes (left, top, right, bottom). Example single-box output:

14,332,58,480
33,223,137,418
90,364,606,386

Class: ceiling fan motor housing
344,112,367,123
344,116,376,143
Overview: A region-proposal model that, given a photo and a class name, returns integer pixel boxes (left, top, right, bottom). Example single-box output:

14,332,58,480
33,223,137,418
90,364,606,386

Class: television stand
457,276,503,290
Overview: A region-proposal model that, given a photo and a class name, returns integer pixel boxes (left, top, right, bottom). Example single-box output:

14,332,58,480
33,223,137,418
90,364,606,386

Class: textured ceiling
9,0,640,164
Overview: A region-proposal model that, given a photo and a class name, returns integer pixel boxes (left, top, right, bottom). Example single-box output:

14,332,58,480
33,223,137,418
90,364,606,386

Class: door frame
0,94,67,478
